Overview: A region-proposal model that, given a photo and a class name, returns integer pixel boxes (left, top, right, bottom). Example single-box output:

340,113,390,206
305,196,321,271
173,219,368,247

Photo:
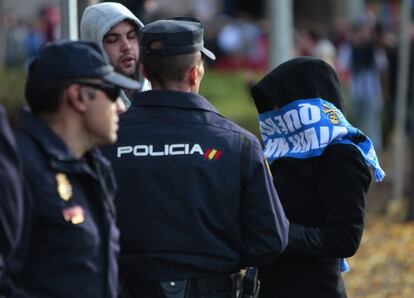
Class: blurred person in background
42,4,60,42
375,22,414,150
4,14,27,68
295,25,336,67
374,23,398,150
337,21,388,151
81,2,150,109
251,57,384,298
215,14,266,71
24,18,45,67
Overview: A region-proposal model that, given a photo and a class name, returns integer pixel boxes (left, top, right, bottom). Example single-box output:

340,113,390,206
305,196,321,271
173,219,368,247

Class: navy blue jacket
0,107,24,293
11,109,119,298
104,90,289,281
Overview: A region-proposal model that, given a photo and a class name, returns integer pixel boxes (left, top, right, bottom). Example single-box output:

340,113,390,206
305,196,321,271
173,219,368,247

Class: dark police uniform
0,107,24,295
104,17,289,298
12,108,119,298
105,90,289,297
3,40,140,298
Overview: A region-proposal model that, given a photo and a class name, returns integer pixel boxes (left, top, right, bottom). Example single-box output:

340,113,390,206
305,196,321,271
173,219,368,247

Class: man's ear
66,84,87,112
188,66,198,87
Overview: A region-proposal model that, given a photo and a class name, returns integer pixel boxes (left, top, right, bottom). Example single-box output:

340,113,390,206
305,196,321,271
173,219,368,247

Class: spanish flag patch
203,148,222,160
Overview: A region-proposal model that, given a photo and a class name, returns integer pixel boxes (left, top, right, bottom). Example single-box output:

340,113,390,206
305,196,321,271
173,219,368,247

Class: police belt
187,275,233,293
122,274,233,293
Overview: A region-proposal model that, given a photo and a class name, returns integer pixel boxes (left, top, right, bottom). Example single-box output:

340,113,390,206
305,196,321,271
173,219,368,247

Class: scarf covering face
259,98,385,182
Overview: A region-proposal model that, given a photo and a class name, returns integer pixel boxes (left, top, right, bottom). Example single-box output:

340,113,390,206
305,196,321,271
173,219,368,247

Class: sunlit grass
200,69,261,136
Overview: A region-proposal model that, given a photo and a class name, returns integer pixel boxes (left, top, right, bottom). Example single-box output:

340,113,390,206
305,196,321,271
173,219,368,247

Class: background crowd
2,1,410,154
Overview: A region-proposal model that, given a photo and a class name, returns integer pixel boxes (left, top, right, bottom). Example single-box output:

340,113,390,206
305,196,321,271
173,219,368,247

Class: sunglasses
75,81,121,102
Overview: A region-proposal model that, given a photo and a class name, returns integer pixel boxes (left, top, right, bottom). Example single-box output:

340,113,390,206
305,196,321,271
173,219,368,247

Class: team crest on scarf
258,98,385,182
322,103,341,125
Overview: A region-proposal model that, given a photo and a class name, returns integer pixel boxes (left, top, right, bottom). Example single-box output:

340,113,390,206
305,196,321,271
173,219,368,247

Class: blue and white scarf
259,98,385,181
259,98,385,272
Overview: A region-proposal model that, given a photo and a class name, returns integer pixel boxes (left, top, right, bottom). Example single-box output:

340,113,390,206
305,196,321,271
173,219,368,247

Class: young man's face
103,20,139,79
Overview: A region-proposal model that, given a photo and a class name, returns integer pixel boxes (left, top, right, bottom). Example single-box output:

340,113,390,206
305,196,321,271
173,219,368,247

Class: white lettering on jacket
117,144,204,158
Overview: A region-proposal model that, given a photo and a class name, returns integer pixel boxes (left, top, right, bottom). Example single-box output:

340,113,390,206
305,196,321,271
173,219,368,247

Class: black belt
121,274,233,294
188,275,233,293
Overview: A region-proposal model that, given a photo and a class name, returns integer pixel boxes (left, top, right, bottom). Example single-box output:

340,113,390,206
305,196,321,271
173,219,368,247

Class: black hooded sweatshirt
251,57,371,298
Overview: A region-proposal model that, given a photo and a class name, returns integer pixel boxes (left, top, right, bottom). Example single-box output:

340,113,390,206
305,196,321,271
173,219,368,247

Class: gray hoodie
80,2,150,108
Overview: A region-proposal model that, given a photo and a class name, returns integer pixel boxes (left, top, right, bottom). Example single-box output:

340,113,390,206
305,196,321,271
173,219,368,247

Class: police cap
140,17,216,60
28,40,141,90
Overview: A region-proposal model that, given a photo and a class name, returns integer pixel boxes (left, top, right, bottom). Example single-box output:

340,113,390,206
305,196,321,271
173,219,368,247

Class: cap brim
201,47,216,60
103,72,141,89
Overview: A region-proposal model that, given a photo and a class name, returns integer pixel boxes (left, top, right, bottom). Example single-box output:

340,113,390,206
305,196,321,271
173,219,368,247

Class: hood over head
251,56,344,114
80,2,144,51
80,2,148,101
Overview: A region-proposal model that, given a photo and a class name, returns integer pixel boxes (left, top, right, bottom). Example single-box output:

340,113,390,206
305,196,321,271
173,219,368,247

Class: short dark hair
25,79,71,115
24,58,67,115
142,51,200,87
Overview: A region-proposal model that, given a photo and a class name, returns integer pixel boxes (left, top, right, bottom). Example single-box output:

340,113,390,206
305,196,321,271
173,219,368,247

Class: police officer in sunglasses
7,40,140,298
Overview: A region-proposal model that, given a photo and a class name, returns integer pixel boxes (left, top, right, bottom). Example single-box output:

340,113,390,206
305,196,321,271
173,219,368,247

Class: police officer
11,40,140,297
104,17,289,298
0,106,24,296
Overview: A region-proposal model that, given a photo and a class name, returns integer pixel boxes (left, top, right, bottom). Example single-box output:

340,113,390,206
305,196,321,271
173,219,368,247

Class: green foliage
0,68,26,125
0,68,262,135
200,70,261,137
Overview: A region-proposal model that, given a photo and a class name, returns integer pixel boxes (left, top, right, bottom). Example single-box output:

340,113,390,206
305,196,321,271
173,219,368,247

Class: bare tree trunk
267,0,294,69
408,45,414,221
392,0,411,207
60,0,78,39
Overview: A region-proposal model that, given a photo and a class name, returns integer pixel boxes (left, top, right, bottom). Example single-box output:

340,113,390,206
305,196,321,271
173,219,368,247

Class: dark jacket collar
18,108,76,162
131,90,220,114
17,108,108,176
